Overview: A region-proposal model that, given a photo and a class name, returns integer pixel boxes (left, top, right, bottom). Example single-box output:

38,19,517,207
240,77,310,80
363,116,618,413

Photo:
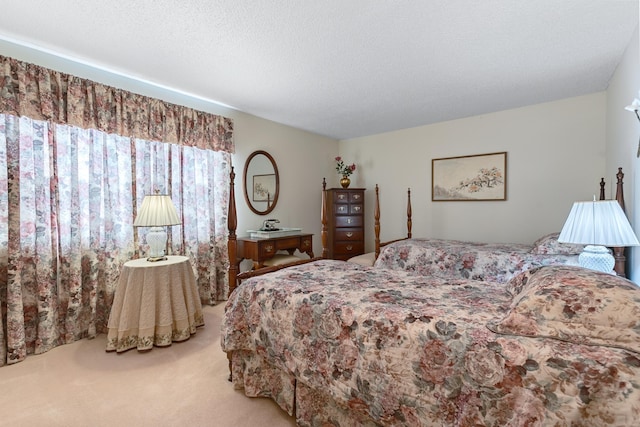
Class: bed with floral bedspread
221,260,640,426
374,233,583,283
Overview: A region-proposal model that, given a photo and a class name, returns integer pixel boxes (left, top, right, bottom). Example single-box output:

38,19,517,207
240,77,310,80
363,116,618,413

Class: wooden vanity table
237,233,314,269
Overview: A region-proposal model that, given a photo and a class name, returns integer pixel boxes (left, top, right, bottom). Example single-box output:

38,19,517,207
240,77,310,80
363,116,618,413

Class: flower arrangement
335,156,356,177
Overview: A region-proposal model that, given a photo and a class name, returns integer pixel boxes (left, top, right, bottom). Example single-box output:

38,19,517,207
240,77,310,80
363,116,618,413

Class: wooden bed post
321,178,328,259
601,168,628,277
407,188,412,239
228,166,238,297
226,166,238,382
374,186,413,258
374,185,380,259
613,168,627,277
615,167,626,211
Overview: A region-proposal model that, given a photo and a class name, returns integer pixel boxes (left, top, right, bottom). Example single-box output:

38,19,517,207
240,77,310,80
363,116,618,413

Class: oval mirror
243,150,279,215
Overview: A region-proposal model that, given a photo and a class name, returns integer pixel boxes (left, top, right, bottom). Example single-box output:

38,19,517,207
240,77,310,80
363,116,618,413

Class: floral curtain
0,55,233,151
0,115,136,365
0,55,234,366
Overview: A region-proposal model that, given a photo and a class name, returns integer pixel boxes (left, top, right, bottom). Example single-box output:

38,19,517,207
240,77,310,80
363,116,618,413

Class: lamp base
146,226,167,259
579,245,615,274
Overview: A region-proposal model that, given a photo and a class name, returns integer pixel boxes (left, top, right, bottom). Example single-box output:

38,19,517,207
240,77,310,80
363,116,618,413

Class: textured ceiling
0,1,637,140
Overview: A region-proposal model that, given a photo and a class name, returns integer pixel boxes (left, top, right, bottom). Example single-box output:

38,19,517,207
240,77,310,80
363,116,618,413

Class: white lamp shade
133,195,181,227
558,200,639,247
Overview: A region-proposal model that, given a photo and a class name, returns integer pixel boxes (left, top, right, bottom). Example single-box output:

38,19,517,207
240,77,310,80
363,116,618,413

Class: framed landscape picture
432,152,507,201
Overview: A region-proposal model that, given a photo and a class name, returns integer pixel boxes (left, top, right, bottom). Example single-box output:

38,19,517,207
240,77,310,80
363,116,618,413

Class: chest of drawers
326,188,365,260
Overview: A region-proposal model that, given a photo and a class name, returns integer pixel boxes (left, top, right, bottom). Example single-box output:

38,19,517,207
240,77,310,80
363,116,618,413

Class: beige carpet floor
0,303,297,427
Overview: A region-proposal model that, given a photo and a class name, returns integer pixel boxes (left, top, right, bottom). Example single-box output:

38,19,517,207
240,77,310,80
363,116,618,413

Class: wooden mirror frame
243,150,280,215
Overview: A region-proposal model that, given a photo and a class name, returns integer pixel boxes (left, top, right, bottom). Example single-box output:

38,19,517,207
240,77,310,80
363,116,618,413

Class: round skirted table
106,255,204,353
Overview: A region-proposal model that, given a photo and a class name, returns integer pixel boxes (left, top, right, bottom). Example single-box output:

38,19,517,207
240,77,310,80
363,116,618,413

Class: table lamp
558,199,639,273
134,194,181,261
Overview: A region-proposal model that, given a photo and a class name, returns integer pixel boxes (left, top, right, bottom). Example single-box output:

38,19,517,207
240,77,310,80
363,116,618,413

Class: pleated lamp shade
558,200,638,273
133,194,181,260
134,195,181,227
558,200,638,247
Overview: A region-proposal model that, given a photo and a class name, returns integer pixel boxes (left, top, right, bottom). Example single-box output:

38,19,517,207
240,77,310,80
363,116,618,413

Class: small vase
340,176,351,188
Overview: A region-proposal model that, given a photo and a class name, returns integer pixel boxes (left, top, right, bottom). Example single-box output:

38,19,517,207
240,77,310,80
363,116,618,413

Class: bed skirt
230,350,381,426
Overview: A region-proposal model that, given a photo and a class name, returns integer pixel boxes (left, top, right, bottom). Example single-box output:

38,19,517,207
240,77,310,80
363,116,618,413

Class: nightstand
106,255,204,352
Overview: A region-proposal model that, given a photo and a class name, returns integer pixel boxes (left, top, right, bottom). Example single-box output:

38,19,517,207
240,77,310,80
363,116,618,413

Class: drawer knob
346,232,353,238
346,245,353,251
338,194,345,200
265,244,273,252
347,218,352,224
338,207,346,212
354,206,361,212
303,239,310,246
353,195,360,200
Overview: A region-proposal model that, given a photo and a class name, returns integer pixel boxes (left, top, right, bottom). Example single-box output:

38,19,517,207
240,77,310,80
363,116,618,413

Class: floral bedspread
374,238,579,282
221,260,640,426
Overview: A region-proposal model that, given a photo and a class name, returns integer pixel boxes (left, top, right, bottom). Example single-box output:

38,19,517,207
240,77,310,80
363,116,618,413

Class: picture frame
252,173,276,202
432,152,507,201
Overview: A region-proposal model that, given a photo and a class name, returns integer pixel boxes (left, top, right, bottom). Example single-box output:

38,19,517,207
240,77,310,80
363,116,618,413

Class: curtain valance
0,55,233,152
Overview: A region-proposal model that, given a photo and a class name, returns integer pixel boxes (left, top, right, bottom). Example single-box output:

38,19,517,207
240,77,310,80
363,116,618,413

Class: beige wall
231,114,337,261
338,22,640,282
606,24,640,282
339,93,607,250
